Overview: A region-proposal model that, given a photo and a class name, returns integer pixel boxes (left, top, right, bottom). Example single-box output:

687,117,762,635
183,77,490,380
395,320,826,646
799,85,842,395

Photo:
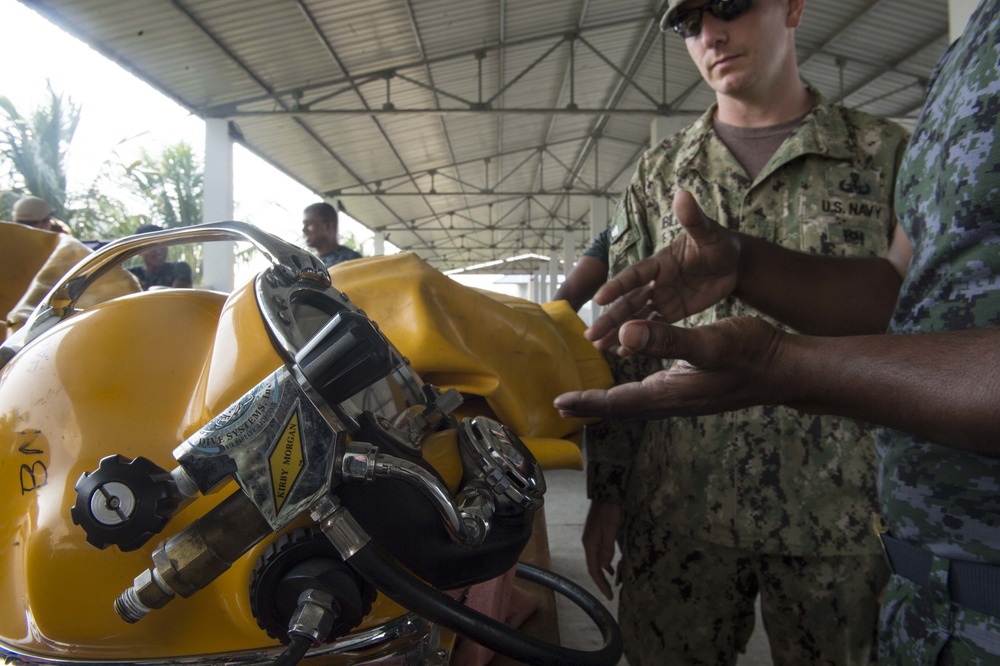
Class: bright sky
0,0,523,295
0,2,382,254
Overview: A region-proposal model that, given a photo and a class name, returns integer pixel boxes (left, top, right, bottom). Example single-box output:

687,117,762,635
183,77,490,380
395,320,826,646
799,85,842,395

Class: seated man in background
554,229,610,313
11,195,58,232
128,223,193,289
302,201,362,268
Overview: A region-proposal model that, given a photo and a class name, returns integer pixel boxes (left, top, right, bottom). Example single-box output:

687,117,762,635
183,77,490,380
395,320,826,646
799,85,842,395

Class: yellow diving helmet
0,222,621,666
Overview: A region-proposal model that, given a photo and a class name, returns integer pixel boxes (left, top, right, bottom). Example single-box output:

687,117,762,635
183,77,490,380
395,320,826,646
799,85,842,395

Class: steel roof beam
204,15,654,113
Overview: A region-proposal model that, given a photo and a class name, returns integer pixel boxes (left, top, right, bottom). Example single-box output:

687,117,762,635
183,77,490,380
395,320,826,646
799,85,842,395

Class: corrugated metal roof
23,0,950,272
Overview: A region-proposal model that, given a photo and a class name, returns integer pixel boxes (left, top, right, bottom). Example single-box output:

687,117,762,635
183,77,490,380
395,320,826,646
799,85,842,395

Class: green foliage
1,85,212,287
69,158,144,240
0,82,80,220
122,142,203,228
0,190,21,220
120,142,205,281
339,230,362,254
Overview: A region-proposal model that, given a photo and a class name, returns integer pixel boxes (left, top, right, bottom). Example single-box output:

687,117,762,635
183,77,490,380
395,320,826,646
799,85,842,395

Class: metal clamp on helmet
458,416,545,515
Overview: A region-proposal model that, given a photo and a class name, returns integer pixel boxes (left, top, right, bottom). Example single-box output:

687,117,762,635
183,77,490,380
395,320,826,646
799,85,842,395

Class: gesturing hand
587,190,741,351
556,316,790,420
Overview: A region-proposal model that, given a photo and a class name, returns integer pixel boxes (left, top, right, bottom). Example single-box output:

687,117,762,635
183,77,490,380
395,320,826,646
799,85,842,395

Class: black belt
881,534,1000,617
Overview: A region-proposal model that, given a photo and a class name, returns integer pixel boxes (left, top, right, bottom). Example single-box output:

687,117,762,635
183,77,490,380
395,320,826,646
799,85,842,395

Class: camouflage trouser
617,516,888,666
878,573,1000,665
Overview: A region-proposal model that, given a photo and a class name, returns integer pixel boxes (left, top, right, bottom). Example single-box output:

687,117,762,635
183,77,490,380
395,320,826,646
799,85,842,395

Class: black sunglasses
668,0,753,39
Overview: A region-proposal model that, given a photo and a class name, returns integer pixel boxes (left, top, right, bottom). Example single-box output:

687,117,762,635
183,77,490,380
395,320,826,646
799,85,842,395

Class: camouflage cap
660,0,689,32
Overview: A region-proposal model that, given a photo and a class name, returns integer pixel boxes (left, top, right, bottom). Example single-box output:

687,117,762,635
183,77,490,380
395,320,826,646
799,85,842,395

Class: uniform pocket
607,206,644,275
794,166,893,257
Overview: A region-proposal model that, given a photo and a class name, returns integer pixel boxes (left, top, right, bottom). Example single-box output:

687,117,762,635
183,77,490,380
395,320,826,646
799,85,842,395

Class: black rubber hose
346,541,623,666
272,634,312,666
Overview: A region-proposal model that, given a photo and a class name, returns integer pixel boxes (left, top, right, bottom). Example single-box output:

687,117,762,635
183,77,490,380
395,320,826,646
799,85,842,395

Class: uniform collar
674,87,854,183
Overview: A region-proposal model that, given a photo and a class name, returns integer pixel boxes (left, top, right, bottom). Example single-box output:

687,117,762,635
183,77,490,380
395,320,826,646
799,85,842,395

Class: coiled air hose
346,540,623,666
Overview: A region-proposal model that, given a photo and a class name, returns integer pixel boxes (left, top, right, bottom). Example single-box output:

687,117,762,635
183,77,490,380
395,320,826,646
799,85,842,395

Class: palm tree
123,142,203,229
122,141,205,281
0,81,80,220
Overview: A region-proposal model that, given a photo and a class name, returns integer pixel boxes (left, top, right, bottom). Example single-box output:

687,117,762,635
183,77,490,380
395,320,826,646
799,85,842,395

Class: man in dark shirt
128,224,193,290
302,202,362,268
554,230,610,312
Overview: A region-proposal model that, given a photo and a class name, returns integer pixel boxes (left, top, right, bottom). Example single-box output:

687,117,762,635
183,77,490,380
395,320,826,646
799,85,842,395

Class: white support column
373,232,385,256
529,271,539,303
590,197,609,242
548,254,559,302
564,230,576,278
203,119,235,291
949,0,976,42
516,279,529,302
650,116,690,147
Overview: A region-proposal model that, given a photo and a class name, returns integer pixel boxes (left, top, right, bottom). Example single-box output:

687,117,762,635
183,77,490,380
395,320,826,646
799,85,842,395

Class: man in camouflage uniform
580,0,910,664
558,0,1000,663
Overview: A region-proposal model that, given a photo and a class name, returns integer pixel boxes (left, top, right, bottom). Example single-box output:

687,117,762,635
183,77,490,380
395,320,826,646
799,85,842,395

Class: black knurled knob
250,526,376,643
70,454,181,552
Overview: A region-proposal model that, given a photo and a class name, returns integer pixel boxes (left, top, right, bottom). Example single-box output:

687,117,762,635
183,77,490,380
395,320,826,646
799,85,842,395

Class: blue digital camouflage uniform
589,90,909,665
877,0,1000,662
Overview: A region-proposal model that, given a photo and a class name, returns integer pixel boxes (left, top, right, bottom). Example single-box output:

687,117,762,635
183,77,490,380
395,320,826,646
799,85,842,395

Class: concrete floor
542,468,774,666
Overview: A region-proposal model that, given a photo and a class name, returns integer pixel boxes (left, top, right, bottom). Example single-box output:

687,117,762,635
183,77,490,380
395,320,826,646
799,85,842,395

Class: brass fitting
115,489,273,622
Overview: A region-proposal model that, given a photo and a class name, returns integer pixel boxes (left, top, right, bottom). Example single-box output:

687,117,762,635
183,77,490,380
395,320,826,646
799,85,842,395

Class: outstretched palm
587,190,741,350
